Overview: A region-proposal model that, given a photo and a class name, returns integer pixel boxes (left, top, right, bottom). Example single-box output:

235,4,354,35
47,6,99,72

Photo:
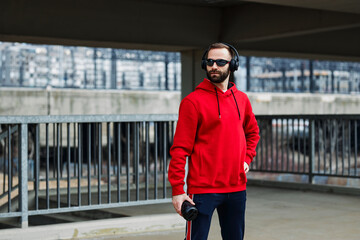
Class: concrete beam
222,3,360,43
236,26,360,60
0,0,221,51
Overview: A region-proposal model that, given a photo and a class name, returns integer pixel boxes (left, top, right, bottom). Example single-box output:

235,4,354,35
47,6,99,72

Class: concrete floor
99,186,360,240
0,185,359,240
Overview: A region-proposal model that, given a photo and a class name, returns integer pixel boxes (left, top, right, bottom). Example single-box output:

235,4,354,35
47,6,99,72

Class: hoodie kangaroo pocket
240,172,247,183
229,170,240,185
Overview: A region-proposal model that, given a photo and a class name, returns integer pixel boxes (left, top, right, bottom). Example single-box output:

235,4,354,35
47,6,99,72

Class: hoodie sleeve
168,98,199,196
243,97,260,166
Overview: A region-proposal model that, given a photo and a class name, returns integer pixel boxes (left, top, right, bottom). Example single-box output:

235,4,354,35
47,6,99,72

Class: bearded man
168,43,260,240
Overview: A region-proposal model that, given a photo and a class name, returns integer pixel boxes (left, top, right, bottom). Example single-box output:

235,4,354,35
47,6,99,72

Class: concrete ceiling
0,0,359,61
244,0,360,14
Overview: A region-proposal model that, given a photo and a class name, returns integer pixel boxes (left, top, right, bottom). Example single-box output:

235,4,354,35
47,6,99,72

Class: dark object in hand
181,200,198,221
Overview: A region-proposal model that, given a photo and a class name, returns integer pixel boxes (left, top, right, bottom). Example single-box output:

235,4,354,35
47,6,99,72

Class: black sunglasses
206,59,230,67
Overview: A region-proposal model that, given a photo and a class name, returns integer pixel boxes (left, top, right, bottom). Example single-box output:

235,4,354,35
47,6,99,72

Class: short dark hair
206,43,235,59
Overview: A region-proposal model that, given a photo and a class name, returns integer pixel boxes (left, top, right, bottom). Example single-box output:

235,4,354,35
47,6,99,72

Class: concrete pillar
180,49,206,100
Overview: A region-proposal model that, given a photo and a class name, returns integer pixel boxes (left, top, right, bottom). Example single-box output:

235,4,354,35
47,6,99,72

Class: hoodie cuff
172,185,185,196
245,155,253,166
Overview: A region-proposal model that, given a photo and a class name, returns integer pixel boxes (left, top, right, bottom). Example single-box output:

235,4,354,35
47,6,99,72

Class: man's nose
211,62,219,69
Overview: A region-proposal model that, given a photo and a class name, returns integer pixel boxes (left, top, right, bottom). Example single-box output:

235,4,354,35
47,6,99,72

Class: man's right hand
172,193,195,216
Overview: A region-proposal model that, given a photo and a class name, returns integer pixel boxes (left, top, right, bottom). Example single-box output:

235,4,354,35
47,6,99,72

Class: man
168,43,260,240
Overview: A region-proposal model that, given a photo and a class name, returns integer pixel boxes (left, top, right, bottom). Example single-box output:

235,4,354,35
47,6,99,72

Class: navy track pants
185,191,246,240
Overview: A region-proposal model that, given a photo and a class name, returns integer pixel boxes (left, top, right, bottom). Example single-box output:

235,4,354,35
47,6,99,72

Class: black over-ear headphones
201,43,240,72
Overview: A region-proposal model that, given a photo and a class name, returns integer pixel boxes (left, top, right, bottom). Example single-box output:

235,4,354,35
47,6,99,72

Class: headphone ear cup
201,59,207,70
201,48,209,70
229,59,236,72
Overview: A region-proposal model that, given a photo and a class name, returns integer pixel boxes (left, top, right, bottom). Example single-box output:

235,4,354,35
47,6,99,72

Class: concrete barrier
1,88,360,116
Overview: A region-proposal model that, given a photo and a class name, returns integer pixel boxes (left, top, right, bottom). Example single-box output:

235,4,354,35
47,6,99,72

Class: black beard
206,69,230,83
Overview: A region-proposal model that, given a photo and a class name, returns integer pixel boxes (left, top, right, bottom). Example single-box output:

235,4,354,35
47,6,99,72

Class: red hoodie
168,78,260,196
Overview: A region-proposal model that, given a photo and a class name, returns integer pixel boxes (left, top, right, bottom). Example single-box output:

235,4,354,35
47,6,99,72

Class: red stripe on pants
186,194,194,240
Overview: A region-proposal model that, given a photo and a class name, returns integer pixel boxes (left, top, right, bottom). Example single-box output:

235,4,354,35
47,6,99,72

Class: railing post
19,123,28,228
309,119,315,184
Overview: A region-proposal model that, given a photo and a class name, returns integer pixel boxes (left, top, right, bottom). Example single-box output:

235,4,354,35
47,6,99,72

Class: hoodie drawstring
215,87,221,119
231,89,241,120
214,87,241,120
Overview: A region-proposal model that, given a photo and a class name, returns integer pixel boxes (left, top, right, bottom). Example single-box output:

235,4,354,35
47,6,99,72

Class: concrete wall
249,93,360,115
0,88,181,116
1,88,360,116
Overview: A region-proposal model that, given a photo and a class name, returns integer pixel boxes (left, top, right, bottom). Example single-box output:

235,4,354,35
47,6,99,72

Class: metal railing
0,115,177,228
254,115,360,183
0,114,359,229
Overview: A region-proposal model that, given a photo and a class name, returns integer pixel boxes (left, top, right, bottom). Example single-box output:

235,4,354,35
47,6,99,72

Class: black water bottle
181,201,198,221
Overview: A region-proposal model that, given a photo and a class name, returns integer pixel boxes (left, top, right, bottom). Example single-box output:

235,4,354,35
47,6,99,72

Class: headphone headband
201,42,240,72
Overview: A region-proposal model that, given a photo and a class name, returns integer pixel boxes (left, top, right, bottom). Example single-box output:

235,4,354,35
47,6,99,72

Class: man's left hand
244,162,249,173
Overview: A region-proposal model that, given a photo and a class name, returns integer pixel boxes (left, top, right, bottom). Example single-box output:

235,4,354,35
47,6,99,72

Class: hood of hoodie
195,78,237,96
195,78,241,120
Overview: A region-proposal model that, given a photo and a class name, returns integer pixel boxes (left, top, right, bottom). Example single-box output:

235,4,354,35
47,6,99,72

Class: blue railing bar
56,123,61,208
329,120,333,175
291,119,295,172
107,122,111,204
34,124,39,210
251,170,307,174
348,120,351,176
274,118,279,171
98,123,102,205
317,121,321,173
1,114,359,124
334,119,338,174
163,122,167,199
250,170,359,178
67,123,71,208
0,114,178,124
256,115,360,120
116,123,121,203
19,123,29,228
45,123,50,209
0,199,172,219
355,122,358,176
52,124,56,178
73,124,77,178
0,185,18,200
297,118,300,172
2,136,5,194
7,125,12,213
77,123,82,207
87,125,92,205
323,120,327,174
154,122,158,200
0,212,22,218
135,122,140,201
0,125,18,141
26,199,172,216
145,122,150,200
342,121,345,175
126,123,130,202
